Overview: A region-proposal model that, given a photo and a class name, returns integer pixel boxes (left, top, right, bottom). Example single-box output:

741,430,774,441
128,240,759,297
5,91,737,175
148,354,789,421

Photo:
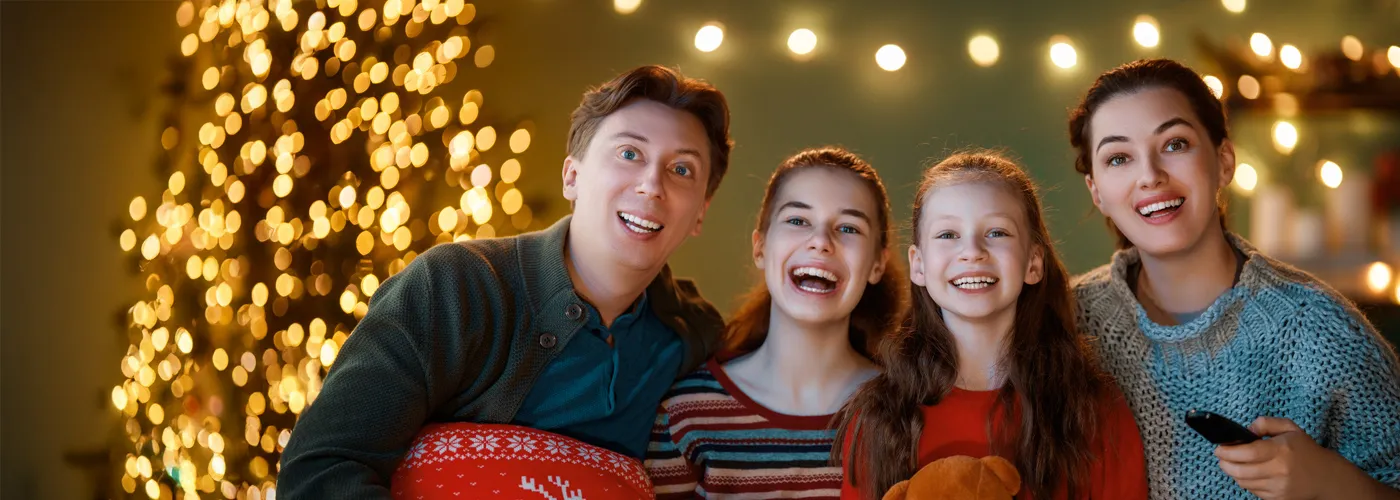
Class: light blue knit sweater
1074,234,1400,499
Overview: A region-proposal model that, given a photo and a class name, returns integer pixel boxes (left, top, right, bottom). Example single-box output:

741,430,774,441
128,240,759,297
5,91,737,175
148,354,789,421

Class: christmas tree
112,0,537,497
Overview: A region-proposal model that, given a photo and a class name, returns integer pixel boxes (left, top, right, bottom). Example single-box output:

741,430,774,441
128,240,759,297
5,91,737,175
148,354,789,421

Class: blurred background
3,0,1398,498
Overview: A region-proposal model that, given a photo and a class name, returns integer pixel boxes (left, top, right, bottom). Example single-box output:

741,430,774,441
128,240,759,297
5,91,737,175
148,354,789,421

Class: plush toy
883,455,1021,500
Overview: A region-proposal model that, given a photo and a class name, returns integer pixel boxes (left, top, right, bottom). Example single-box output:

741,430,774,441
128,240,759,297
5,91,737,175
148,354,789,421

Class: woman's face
1084,87,1236,258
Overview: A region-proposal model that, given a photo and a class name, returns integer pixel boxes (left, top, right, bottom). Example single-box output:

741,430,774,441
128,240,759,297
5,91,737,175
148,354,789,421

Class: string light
1341,36,1364,61
1202,75,1224,99
1319,160,1343,188
1366,262,1393,294
1250,33,1273,58
1280,44,1302,70
875,44,906,71
787,29,817,56
1234,163,1258,193
695,23,724,52
613,0,641,15
1049,36,1077,69
968,35,999,67
1273,120,1298,154
1133,16,1160,48
1238,75,1260,99
115,1,536,497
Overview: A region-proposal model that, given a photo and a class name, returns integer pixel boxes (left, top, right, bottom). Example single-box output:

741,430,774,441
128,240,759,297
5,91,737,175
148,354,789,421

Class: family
278,60,1400,499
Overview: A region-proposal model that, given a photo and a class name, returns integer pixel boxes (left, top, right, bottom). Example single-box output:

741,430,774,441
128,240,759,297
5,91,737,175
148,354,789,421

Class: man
279,65,732,498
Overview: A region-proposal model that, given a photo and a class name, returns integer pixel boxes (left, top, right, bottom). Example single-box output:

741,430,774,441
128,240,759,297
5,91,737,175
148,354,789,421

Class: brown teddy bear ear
980,456,1022,495
881,479,910,500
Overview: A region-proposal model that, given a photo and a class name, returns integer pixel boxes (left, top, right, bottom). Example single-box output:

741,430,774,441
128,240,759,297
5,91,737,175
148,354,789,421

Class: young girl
1069,58,1400,499
837,152,1148,500
646,147,906,499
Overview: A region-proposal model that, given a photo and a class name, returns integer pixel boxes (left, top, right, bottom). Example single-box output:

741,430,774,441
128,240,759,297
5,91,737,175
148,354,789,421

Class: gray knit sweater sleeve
1075,237,1400,498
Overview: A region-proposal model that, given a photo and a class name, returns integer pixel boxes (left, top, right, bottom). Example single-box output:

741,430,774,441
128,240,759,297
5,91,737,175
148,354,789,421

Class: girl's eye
987,229,1009,238
673,164,691,176
1165,138,1189,152
620,148,639,161
838,225,860,235
934,231,956,240
1107,154,1128,167
785,217,807,226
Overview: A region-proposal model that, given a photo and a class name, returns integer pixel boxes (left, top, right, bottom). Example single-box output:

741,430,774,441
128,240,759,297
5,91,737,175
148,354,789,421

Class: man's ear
562,156,579,202
691,199,710,237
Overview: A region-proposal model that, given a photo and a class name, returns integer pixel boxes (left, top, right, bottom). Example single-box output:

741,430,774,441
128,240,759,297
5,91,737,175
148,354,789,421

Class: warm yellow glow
501,159,522,184
1280,44,1302,69
613,0,641,14
1366,262,1393,294
695,24,724,52
1222,0,1245,12
1234,163,1258,193
502,188,523,215
1319,160,1343,189
1133,16,1160,48
1238,75,1260,99
113,386,128,410
471,164,492,187
476,126,497,151
967,35,999,67
1341,36,1364,61
875,44,906,71
1389,46,1400,69
1203,75,1224,99
1272,121,1298,154
1049,37,1077,69
1250,33,1272,57
509,129,531,153
788,29,817,55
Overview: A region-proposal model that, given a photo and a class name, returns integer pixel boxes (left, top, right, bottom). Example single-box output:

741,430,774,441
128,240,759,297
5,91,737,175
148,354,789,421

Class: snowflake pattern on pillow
391,422,653,499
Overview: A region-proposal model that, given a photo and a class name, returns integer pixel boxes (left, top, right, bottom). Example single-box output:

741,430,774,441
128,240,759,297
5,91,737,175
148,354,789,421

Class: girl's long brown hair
833,152,1108,500
723,147,907,360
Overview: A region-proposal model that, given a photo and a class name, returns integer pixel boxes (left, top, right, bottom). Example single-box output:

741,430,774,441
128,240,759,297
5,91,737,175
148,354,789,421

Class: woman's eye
673,164,691,176
1107,154,1128,167
1165,138,1189,152
620,148,639,161
785,217,807,226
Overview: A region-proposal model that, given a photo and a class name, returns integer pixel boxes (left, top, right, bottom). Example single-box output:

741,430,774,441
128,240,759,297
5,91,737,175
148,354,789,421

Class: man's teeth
792,267,837,282
952,276,998,289
1138,198,1184,216
619,212,662,232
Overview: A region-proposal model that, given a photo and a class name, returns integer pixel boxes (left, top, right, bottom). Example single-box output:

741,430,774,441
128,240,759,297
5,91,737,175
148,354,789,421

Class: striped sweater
646,360,842,499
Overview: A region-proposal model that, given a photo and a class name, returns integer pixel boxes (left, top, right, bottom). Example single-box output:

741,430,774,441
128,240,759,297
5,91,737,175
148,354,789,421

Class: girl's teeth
1139,198,1183,216
793,267,837,281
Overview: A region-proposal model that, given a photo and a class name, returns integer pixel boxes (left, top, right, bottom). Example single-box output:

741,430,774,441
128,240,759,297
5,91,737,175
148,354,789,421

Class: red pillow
391,422,653,499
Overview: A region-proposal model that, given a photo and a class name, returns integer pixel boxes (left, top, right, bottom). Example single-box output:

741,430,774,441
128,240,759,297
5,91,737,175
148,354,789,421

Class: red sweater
840,387,1147,500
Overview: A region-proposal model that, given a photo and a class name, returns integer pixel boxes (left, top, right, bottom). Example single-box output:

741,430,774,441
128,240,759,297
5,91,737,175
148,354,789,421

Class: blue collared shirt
511,293,685,458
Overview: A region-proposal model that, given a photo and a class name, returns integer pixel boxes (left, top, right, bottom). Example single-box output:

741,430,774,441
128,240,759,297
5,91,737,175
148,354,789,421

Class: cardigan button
538,333,558,349
565,303,584,320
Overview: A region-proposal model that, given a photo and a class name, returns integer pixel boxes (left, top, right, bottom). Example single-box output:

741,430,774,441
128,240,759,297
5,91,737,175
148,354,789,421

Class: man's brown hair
567,65,732,198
